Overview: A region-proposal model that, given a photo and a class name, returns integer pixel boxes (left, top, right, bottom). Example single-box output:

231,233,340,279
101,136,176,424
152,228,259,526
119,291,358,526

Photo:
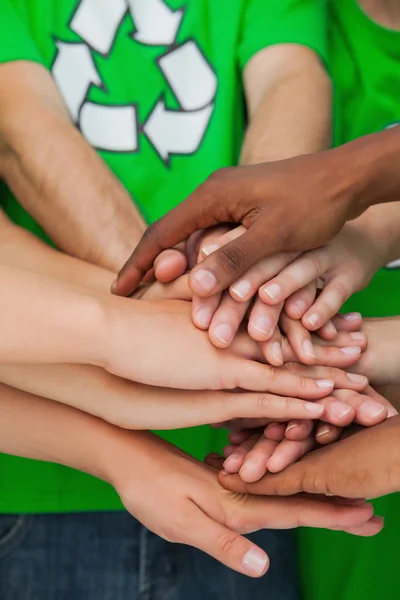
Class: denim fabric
0,512,299,600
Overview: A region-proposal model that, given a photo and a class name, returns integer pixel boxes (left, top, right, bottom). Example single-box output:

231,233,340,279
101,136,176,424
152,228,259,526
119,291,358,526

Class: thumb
154,247,188,283
189,221,282,297
186,507,269,578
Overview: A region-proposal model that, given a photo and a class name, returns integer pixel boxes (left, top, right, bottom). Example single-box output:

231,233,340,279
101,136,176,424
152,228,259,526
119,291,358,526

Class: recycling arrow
159,41,217,111
143,99,213,162
79,102,138,152
127,0,183,46
70,0,127,56
52,41,102,122
52,0,217,159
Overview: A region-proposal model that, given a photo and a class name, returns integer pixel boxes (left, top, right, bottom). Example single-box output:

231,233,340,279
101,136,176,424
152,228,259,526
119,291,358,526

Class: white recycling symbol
52,0,217,162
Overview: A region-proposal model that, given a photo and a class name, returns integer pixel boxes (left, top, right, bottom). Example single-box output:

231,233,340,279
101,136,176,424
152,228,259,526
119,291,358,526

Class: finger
284,281,318,321
192,293,222,330
285,419,314,440
279,362,368,392
232,361,336,400
316,319,338,341
267,436,315,473
187,507,270,578
204,453,225,470
313,329,367,351
189,220,281,297
280,312,319,365
302,276,355,332
332,388,390,425
333,313,363,331
223,435,259,473
228,430,253,445
259,327,284,367
264,422,286,442
342,516,384,537
247,298,283,343
239,437,279,482
230,253,298,303
219,485,376,533
316,396,355,427
199,226,247,259
209,293,251,348
315,423,342,445
259,249,329,306
136,274,192,302
154,247,188,283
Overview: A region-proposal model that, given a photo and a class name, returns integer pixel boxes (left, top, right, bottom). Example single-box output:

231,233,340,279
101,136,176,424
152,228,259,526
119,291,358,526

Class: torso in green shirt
0,0,326,513
299,3,400,600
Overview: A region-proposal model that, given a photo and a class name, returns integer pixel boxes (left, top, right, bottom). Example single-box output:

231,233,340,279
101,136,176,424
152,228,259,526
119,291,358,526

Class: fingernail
307,314,319,329
303,339,318,358
111,279,118,293
350,332,365,342
293,300,307,318
316,379,334,389
191,270,218,294
361,400,385,419
305,403,324,415
286,421,299,433
326,322,337,334
253,316,272,336
231,280,252,299
262,283,281,300
316,425,332,438
340,346,361,355
272,342,283,365
242,548,269,577
329,401,353,419
347,373,368,385
202,244,220,257
388,405,398,417
195,307,214,328
342,312,362,322
224,454,239,464
213,323,234,345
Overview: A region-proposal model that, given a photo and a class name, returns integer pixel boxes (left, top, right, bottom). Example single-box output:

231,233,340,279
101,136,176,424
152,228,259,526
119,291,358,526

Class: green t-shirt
0,0,326,513
299,2,400,600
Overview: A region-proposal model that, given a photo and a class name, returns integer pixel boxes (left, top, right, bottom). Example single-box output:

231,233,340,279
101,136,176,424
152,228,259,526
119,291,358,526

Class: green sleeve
0,1,44,65
238,0,327,70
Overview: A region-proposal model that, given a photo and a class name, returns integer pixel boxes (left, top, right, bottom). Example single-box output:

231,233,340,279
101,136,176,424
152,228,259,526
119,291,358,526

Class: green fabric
299,2,400,600
0,0,326,513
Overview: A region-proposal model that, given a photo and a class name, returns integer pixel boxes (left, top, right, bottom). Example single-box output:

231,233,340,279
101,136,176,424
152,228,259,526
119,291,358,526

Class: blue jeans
0,512,299,600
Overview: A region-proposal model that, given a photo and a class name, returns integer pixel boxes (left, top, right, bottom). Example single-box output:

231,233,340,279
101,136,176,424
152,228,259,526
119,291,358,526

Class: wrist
330,128,400,219
90,294,146,376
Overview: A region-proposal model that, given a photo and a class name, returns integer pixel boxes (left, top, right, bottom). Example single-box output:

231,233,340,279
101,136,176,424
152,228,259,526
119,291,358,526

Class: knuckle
217,246,247,274
263,365,276,383
216,531,240,556
256,393,273,412
206,167,232,185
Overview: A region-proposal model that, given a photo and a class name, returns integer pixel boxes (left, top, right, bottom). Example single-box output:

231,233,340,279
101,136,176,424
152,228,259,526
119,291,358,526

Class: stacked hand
136,227,397,498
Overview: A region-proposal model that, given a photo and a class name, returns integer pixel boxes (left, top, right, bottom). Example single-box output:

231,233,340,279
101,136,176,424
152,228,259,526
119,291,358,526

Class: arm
0,210,114,292
0,61,145,271
0,383,381,577
241,44,331,165
113,122,400,298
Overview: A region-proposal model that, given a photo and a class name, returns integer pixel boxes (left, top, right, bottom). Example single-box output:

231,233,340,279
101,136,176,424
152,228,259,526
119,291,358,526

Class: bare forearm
0,265,106,364
241,45,331,165
0,61,145,271
0,210,114,292
0,382,134,484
